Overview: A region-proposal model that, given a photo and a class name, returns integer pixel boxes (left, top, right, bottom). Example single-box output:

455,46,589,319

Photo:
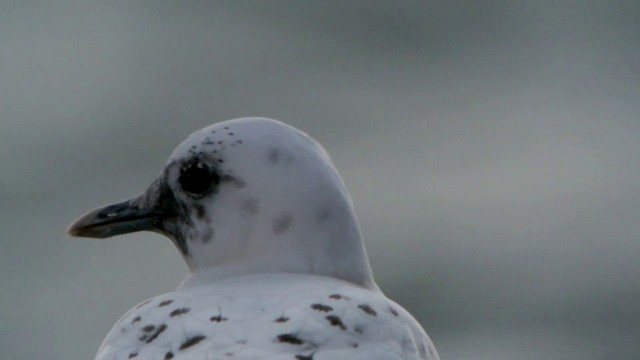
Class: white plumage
68,118,439,360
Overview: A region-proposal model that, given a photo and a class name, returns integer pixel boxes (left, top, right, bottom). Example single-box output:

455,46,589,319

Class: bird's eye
178,162,220,197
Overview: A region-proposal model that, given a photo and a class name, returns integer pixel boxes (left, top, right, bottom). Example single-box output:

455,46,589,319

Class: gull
68,117,440,360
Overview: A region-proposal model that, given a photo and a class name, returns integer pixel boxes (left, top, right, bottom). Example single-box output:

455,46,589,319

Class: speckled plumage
69,118,440,360
97,274,436,360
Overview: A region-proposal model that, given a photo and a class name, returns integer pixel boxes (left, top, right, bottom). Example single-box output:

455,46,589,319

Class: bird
68,117,440,360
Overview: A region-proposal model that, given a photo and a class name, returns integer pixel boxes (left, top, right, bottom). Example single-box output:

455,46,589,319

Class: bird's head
68,118,375,288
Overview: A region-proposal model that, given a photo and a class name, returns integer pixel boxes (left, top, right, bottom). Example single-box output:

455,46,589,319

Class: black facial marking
164,352,174,359
276,334,304,345
325,315,347,330
170,308,190,317
310,303,333,313
179,335,206,350
178,160,220,197
358,304,377,316
274,316,289,323
210,315,228,322
142,177,191,257
194,204,206,219
272,215,293,235
144,324,167,343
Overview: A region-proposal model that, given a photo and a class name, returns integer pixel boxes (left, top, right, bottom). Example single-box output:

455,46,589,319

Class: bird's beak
67,198,166,239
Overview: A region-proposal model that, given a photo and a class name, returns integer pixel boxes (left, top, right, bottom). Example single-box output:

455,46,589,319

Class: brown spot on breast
358,304,377,316
179,335,206,350
210,315,228,322
144,324,167,343
310,303,333,312
276,334,304,345
325,315,347,330
170,308,190,317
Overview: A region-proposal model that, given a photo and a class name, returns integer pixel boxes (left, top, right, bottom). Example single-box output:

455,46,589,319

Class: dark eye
178,162,220,197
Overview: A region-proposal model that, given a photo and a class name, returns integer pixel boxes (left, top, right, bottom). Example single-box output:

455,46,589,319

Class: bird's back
96,273,439,360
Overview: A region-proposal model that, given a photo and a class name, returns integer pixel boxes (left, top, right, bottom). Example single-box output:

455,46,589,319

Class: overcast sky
1,1,639,359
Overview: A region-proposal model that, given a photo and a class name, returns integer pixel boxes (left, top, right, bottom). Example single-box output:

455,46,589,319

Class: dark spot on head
224,126,229,130
325,315,347,330
276,334,304,345
218,141,223,145
268,148,281,163
128,352,138,359
221,175,246,188
225,352,234,357
159,300,174,307
272,215,293,235
242,198,259,216
274,316,289,323
179,335,206,350
165,352,174,359
211,130,216,134
131,316,141,324
310,303,333,313
358,304,377,316
389,306,399,317
228,132,234,136
317,209,331,222
351,342,359,348
170,308,190,317
142,325,155,332
210,315,228,322
418,343,427,358
144,324,167,343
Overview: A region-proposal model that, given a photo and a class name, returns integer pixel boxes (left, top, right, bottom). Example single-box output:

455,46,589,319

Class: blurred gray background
1,1,639,359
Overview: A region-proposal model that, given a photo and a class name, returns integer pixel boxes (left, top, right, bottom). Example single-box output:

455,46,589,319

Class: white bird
68,118,440,360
